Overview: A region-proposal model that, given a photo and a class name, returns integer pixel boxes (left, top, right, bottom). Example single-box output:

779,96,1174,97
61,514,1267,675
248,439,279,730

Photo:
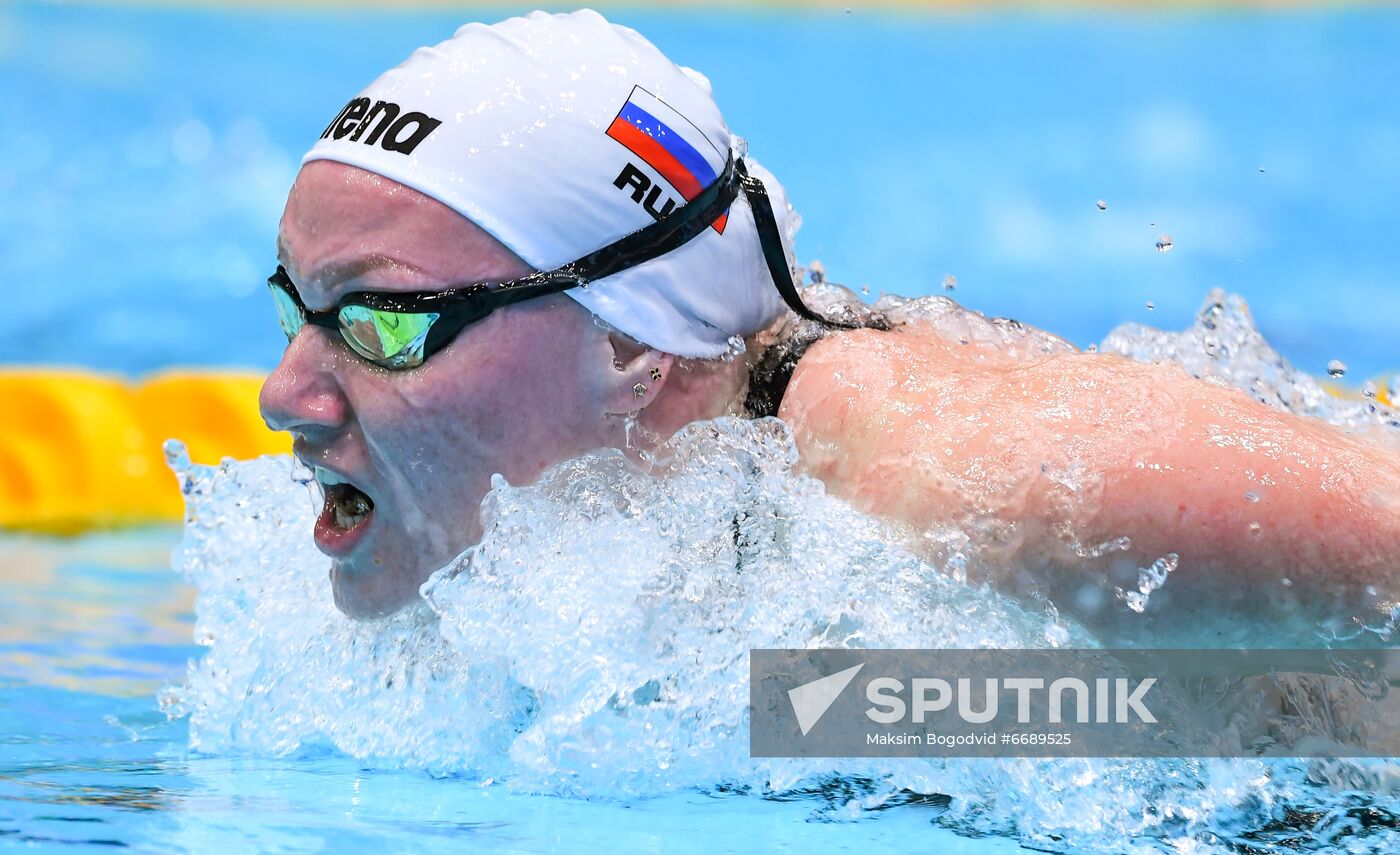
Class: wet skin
266,163,1399,625
262,161,676,618
781,327,1400,622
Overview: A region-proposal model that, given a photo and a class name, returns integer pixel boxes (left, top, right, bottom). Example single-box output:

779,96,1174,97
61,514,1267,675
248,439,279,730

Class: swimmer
260,11,1399,622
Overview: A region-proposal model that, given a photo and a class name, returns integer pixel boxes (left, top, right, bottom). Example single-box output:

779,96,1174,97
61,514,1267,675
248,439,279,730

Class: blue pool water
5,2,1400,852
5,393,1399,851
0,532,1026,853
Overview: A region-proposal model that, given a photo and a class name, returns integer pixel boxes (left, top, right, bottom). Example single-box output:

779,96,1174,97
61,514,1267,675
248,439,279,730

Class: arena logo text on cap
319,97,443,155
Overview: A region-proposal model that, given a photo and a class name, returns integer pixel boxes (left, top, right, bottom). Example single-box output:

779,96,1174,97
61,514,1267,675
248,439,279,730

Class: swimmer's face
262,161,647,618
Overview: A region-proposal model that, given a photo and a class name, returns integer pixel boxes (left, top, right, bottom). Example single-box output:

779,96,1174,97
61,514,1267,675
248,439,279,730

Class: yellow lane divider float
0,370,289,533
0,368,1394,534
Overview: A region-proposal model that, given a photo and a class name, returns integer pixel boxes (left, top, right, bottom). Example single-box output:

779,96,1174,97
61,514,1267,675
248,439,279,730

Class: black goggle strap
419,280,565,356
516,153,744,292
274,152,852,338
551,154,854,330
735,160,857,330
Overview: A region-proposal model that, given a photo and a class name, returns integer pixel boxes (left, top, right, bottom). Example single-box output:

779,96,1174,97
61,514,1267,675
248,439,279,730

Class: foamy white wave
1100,289,1400,441
163,419,1071,775
162,292,1400,852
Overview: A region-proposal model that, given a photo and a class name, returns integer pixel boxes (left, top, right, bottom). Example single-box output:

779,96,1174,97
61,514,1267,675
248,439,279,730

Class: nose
259,330,351,437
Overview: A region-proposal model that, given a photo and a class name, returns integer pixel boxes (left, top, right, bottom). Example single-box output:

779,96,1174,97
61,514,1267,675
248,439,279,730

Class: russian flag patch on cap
606,86,729,233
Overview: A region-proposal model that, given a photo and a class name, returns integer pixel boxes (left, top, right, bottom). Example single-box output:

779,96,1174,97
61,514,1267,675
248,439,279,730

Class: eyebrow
312,254,426,288
279,252,430,307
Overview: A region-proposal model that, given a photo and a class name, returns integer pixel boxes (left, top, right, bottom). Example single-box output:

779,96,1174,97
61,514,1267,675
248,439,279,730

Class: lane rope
0,370,289,533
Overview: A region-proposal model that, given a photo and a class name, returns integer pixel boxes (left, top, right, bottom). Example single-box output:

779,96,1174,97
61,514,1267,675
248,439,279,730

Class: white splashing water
1100,289,1399,440
162,289,1400,852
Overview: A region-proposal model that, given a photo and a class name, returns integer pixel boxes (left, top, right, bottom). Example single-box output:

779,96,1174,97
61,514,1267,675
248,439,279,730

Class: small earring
633,383,647,398
649,367,662,381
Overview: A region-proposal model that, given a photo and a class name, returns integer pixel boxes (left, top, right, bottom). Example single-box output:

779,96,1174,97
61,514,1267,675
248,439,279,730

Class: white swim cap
302,9,797,358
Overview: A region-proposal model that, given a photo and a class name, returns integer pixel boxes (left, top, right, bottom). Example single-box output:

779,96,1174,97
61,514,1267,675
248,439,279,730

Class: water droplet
1244,490,1260,503
1095,199,1108,211
942,274,957,291
1155,234,1173,253
163,438,192,471
1327,359,1347,378
1118,553,1178,613
1145,301,1155,310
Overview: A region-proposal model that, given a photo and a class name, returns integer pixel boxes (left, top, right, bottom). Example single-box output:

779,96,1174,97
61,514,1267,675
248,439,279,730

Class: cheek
347,316,608,489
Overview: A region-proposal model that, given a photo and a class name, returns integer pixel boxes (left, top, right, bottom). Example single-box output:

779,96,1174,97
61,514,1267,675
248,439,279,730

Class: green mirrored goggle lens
337,305,441,369
269,281,305,341
268,279,441,370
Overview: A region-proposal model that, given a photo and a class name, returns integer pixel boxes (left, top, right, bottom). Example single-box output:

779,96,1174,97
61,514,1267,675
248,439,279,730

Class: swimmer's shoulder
780,327,962,408
777,327,948,429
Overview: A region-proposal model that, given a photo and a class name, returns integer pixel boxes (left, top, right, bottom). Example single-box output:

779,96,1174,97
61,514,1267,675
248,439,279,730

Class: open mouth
313,468,376,556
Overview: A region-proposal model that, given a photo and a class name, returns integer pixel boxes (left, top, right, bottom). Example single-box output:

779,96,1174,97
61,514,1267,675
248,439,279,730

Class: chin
330,560,420,620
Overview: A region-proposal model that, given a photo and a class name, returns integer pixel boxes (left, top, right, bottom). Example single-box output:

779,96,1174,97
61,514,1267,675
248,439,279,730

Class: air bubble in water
807,260,825,284
1155,235,1173,253
1249,522,1263,537
1244,491,1260,503
1146,301,1155,311
1389,376,1400,402
942,274,956,291
1095,199,1108,211
860,284,870,295
1362,381,1377,398
1327,359,1347,378
1118,553,1178,613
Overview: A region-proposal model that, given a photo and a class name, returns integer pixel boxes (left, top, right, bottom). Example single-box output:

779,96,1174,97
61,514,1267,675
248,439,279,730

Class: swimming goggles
267,157,848,370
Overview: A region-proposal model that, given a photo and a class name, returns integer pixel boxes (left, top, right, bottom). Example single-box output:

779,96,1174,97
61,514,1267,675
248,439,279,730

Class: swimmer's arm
780,329,1400,593
1041,355,1400,589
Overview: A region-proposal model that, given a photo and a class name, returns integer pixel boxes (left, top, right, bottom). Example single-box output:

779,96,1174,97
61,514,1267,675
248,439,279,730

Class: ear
602,330,675,416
